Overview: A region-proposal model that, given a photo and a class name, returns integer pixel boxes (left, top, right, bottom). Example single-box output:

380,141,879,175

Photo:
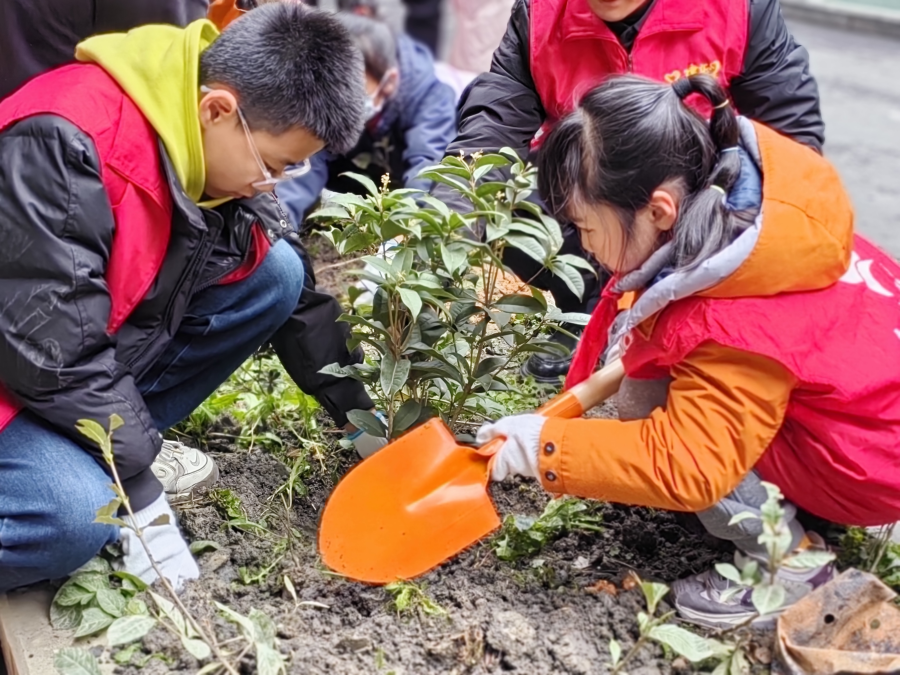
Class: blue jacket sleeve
275,151,332,229
401,78,458,192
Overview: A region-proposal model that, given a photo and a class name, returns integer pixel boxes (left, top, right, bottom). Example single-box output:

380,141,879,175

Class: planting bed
134,432,738,675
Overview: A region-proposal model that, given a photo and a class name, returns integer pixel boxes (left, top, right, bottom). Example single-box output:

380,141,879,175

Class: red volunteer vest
0,64,270,434
623,235,900,526
0,64,173,430
529,0,749,143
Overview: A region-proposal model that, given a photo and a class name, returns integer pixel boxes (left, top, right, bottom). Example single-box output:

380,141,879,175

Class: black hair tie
672,77,693,100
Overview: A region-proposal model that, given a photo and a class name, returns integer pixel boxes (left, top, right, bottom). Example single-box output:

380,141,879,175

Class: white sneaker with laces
152,439,219,504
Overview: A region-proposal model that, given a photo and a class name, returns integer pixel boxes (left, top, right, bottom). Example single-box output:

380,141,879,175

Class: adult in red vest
478,74,900,627
0,5,367,593
443,0,823,384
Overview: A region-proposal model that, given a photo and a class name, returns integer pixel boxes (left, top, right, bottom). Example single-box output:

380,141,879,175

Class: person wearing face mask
277,11,457,228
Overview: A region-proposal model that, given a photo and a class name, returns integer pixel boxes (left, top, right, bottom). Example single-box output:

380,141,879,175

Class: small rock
573,556,590,569
672,657,691,671
486,610,537,658
336,636,371,653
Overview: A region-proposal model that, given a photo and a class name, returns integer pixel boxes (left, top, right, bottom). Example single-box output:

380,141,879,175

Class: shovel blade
318,417,500,584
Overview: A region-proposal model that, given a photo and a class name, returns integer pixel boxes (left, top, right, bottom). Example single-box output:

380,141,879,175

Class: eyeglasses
235,105,312,190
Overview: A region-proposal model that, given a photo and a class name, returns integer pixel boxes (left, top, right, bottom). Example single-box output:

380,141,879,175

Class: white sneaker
152,439,219,504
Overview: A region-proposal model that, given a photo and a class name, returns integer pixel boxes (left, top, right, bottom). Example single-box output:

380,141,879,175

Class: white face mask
364,96,383,121
364,69,398,122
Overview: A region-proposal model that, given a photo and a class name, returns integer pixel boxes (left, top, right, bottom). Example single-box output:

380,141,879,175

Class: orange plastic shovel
318,359,626,584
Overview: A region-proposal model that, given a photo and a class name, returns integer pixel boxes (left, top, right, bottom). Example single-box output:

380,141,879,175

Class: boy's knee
40,469,118,578
260,239,305,322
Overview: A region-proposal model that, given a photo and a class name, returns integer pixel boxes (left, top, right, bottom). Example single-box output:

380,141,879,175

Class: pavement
788,19,900,256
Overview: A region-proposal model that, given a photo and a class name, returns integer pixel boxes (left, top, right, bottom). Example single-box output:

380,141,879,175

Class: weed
494,497,603,562
384,580,448,618
607,481,837,675
55,415,288,675
209,488,270,534
839,525,900,590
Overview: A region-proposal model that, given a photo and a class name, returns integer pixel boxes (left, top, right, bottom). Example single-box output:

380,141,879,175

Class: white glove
348,411,390,459
476,414,547,482
116,493,200,591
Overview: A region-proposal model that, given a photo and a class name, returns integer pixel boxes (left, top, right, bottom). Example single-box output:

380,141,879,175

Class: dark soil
118,402,752,675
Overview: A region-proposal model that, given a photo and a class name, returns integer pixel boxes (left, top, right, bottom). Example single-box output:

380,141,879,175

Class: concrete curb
782,0,900,39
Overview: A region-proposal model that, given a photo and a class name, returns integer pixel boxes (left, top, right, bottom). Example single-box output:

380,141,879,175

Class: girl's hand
476,414,547,482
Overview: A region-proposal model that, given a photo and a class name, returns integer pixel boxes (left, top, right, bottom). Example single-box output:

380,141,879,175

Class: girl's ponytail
669,74,751,269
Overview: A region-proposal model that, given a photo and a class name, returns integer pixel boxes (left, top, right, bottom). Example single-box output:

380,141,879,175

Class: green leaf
473,356,507,379
346,409,388,438
609,638,622,667
398,287,423,321
74,574,109,593
113,644,141,665
149,591,186,635
112,571,148,593
493,294,545,315
751,583,786,616
249,608,278,645
189,540,222,556
74,607,116,638
557,253,598,274
109,413,124,431
549,260,586,301
390,248,414,275
107,615,157,647
54,648,102,675
124,598,149,616
73,557,112,575
256,643,287,675
393,400,423,434
180,634,211,660
74,419,108,450
95,588,127,618
714,563,744,585
640,581,670,616
380,352,411,398
506,234,547,265
307,205,351,221
339,171,379,196
50,602,83,630
440,245,468,275
782,550,836,570
54,579,96,607
647,624,731,662
216,601,257,639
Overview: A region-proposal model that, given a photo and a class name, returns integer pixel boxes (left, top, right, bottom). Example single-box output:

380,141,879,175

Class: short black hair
336,13,397,81
200,3,365,153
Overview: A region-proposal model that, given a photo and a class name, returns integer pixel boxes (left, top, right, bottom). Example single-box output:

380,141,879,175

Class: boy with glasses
0,4,376,592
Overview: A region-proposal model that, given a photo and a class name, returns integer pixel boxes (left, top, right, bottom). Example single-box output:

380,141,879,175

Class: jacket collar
560,0,706,42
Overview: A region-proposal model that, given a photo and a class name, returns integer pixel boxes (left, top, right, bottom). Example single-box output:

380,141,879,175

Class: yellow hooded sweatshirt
75,20,220,204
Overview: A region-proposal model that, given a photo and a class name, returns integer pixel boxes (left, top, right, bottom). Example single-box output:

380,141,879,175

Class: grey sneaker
671,535,836,629
152,440,219,504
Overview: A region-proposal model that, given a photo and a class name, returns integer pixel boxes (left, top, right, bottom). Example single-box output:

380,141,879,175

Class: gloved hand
116,493,200,591
476,414,547,482
348,411,389,459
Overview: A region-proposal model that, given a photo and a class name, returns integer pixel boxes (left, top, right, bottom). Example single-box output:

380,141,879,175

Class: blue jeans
0,240,303,594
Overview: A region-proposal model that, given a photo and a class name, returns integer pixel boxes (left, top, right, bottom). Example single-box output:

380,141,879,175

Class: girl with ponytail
478,74,900,628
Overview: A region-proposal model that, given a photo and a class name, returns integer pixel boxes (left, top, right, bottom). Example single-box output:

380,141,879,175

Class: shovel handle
476,359,625,458
537,358,626,419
